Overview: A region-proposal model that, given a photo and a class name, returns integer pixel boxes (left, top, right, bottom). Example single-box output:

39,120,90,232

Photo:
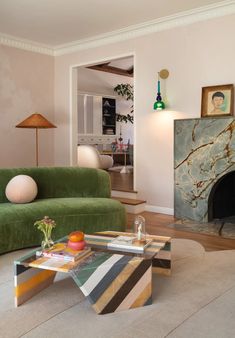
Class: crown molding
0,1,234,57
54,0,235,56
0,33,54,56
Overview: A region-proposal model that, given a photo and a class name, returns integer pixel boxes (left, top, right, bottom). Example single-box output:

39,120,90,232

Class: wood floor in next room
127,211,235,252
108,171,133,192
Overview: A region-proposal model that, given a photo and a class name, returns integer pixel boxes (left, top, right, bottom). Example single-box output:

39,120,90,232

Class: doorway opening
74,55,135,192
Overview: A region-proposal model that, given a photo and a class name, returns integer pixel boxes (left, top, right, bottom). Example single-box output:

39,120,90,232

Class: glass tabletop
14,232,171,273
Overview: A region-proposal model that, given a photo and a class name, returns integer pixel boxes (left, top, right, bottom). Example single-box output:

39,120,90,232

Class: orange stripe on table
15,270,55,297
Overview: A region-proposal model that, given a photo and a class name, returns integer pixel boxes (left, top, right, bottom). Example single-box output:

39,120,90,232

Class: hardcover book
107,235,152,253
36,242,91,262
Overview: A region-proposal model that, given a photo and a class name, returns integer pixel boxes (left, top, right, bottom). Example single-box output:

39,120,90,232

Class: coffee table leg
14,263,56,307
71,255,152,314
152,240,171,276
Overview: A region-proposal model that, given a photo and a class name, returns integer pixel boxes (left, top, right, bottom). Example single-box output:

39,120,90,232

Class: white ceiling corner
54,0,235,56
0,0,234,56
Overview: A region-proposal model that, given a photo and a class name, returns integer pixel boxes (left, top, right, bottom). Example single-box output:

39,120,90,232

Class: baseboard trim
124,203,146,214
145,204,174,216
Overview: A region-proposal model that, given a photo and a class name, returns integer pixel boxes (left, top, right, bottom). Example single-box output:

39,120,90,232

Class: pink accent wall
1,13,234,212
0,45,55,168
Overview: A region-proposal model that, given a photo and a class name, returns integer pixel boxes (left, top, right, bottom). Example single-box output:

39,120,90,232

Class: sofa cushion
0,197,126,254
5,175,38,204
0,167,110,203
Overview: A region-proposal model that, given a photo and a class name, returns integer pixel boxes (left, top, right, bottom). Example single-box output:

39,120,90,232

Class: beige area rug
0,240,235,338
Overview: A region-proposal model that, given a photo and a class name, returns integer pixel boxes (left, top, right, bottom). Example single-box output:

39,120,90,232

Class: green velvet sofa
0,167,126,254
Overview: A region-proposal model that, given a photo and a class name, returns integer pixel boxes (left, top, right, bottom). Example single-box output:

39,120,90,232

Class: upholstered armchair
77,145,113,170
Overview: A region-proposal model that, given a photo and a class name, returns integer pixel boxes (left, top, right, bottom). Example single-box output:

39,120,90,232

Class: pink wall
0,45,55,168
2,14,233,212
54,14,235,213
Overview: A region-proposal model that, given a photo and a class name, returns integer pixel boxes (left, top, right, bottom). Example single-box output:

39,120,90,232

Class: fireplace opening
208,171,235,222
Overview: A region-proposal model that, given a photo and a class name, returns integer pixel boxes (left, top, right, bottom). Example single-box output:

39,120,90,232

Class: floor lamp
16,113,56,166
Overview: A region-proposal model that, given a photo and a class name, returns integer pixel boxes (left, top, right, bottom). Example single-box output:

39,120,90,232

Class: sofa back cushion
0,167,110,203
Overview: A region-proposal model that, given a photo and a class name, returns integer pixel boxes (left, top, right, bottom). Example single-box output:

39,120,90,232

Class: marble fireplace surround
174,117,235,222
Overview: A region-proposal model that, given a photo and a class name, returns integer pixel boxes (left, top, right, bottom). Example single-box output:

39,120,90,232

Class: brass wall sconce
153,69,169,111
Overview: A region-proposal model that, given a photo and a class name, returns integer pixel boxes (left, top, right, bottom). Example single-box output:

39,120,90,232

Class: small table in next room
14,231,171,314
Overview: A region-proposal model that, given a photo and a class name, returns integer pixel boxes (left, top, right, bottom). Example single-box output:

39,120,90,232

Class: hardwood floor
108,170,134,191
127,211,235,251
108,169,235,251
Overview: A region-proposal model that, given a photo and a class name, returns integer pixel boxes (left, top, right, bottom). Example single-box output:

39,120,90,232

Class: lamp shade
154,100,165,110
15,113,56,167
16,113,56,129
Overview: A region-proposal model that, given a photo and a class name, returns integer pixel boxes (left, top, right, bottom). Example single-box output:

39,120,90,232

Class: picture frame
201,84,234,117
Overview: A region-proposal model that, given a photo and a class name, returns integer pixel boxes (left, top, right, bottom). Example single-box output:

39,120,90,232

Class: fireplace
174,117,235,222
208,171,235,221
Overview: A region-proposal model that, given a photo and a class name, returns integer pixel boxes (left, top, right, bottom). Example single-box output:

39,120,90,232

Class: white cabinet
77,94,102,135
77,94,116,136
93,96,103,135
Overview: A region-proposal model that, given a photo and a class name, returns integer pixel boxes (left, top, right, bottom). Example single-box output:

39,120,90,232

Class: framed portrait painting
201,84,234,117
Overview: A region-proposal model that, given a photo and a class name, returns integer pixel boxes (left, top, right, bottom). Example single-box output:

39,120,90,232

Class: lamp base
120,166,130,174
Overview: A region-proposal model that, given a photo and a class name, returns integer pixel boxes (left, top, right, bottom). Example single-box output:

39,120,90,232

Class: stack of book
107,236,152,253
36,243,91,262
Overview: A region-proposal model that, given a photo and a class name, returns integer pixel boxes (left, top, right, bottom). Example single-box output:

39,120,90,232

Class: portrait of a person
201,84,233,117
209,91,225,115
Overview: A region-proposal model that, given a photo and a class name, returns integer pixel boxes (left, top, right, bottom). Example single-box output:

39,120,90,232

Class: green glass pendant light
153,69,169,111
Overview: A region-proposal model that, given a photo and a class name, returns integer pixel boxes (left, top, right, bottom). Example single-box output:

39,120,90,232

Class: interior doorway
74,55,135,192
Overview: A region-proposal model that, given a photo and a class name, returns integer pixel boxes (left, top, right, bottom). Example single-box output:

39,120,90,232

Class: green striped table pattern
14,231,171,314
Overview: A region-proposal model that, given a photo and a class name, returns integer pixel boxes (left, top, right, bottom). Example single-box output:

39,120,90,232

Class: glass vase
133,215,146,242
41,235,54,250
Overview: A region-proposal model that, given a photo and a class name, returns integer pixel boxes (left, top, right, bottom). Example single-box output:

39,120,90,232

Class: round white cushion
5,175,38,204
100,155,114,169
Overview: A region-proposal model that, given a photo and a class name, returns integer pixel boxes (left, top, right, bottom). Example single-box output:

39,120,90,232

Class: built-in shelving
102,97,116,135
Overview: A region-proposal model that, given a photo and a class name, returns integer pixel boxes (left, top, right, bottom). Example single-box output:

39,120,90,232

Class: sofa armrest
96,169,111,198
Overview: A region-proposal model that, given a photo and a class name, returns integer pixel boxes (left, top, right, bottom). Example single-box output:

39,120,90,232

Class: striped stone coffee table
14,231,171,314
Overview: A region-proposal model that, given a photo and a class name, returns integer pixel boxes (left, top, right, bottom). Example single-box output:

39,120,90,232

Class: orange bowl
68,231,84,242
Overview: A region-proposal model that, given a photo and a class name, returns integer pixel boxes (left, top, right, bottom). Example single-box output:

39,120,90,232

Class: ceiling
0,0,227,47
